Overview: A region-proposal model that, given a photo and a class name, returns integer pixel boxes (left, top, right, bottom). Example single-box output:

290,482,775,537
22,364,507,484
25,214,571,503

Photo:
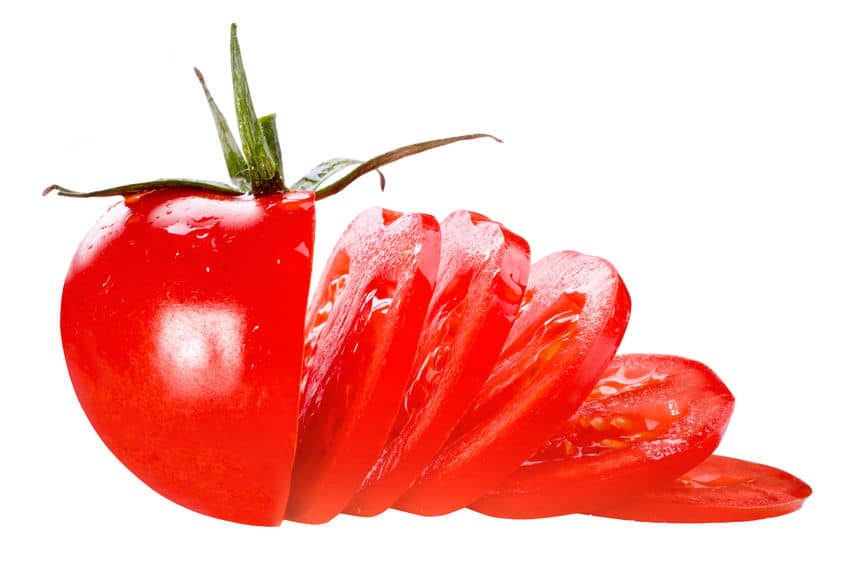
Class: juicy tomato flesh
394,251,631,516
61,189,315,526
590,454,812,522
344,210,530,517
286,207,440,524
471,354,735,518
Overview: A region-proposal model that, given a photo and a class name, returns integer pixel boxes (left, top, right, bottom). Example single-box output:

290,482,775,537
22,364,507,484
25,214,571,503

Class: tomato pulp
286,207,440,524
395,251,631,516
471,354,735,518
345,210,530,516
590,454,812,522
61,189,315,526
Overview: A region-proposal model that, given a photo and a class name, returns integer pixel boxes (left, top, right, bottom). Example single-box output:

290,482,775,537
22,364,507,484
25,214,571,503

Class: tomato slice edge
589,454,812,523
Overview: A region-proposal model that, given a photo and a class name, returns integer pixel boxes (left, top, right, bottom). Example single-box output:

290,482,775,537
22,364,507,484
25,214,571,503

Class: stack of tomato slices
290,207,810,524
61,197,810,526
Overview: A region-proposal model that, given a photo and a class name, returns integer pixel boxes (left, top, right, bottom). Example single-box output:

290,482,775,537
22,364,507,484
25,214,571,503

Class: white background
2,1,844,562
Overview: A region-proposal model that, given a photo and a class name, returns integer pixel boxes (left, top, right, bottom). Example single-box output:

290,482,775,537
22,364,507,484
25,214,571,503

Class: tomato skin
61,189,315,526
590,455,812,522
395,251,631,516
345,210,531,517
471,354,735,519
286,207,441,524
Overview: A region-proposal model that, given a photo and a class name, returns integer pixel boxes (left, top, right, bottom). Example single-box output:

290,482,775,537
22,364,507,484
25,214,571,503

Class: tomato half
471,354,735,518
395,251,631,516
286,207,440,524
590,454,812,522
61,189,315,526
344,210,530,517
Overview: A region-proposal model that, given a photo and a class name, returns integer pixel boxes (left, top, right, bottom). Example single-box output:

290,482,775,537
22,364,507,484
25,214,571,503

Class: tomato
590,454,812,522
52,25,813,527
471,354,735,518
60,189,315,526
285,207,440,524
394,251,631,516
344,210,531,517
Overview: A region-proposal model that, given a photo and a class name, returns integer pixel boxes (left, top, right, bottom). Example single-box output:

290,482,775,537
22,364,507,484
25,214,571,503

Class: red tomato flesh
590,454,812,522
286,207,440,524
61,189,315,526
471,354,735,518
345,210,530,516
395,251,631,516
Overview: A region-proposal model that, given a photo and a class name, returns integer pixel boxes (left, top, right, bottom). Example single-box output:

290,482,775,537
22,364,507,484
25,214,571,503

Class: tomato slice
345,210,530,517
590,454,812,522
395,250,631,516
61,189,315,526
471,354,735,518
286,207,440,524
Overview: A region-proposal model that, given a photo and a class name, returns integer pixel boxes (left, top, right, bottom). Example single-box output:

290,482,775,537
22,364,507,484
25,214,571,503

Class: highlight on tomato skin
589,454,813,523
286,207,441,525
344,210,531,517
470,354,735,519
394,250,632,517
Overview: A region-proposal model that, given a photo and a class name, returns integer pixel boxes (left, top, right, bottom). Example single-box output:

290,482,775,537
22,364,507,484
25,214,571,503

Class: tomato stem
44,24,503,201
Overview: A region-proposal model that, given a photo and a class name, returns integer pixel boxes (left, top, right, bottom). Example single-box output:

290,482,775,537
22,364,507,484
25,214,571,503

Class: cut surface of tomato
286,207,440,524
471,354,735,518
61,189,315,526
345,210,530,517
590,454,812,522
395,250,631,516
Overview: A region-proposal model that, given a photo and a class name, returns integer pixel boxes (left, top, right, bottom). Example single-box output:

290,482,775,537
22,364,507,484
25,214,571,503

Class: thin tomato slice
471,354,735,518
395,251,631,516
590,454,812,522
345,210,530,517
286,207,440,524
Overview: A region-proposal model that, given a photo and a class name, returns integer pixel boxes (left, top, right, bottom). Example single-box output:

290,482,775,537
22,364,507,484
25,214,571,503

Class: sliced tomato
285,207,440,524
345,210,530,517
471,354,735,518
395,251,631,516
590,454,812,522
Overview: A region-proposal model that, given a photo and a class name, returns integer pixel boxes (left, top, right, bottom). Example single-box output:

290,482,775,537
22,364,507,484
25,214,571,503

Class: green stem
43,25,503,204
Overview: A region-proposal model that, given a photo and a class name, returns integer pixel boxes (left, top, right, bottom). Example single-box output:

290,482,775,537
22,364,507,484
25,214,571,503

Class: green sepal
230,24,277,187
43,179,245,198
193,67,250,192
290,158,383,192
312,133,502,200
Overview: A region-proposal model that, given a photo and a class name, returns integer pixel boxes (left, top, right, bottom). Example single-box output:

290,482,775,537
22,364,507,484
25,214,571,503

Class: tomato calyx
43,24,500,201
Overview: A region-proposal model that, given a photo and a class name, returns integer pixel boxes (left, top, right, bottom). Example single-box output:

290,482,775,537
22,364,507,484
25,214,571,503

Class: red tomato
286,207,440,524
345,210,531,516
394,251,631,516
61,189,315,526
471,354,735,518
590,454,812,522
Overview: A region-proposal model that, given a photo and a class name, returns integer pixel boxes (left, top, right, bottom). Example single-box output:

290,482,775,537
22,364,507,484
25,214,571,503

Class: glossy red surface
286,207,440,524
345,210,530,516
471,354,735,518
590,454,812,522
61,189,315,526
395,250,631,516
